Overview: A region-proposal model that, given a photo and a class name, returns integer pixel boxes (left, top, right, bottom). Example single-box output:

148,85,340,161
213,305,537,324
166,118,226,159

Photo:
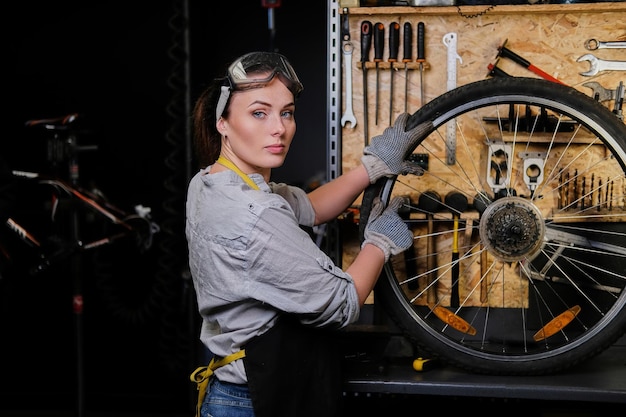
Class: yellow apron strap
190,349,247,417
216,156,260,191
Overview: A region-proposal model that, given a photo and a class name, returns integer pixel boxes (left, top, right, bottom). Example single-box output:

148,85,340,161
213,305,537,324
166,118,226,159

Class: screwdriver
388,22,400,125
403,21,412,113
361,21,372,145
373,22,384,125
417,21,425,107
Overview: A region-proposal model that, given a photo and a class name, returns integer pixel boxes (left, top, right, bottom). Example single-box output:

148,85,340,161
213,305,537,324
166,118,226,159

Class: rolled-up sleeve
244,193,361,328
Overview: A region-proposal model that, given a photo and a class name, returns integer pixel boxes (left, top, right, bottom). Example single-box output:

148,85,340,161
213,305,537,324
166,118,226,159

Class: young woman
186,51,430,417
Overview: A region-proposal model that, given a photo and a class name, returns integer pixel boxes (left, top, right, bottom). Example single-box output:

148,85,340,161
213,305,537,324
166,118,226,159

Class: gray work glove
362,196,414,262
362,113,433,184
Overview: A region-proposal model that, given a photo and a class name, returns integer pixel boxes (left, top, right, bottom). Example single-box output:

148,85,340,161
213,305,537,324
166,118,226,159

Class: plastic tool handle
499,46,530,67
360,21,372,63
498,39,564,85
341,10,350,42
388,22,400,62
417,22,425,62
403,22,412,62
374,22,384,62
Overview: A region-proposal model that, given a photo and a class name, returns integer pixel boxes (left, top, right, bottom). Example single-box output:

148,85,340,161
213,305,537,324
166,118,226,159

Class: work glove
362,113,433,184
362,196,414,262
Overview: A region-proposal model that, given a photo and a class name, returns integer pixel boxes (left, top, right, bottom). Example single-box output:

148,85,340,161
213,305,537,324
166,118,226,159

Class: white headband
215,85,231,121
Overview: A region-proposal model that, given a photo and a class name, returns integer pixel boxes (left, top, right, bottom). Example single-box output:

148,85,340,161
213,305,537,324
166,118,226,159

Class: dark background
1,0,327,414
5,2,624,416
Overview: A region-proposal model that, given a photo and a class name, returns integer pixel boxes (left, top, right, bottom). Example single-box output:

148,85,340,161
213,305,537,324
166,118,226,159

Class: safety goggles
216,52,304,120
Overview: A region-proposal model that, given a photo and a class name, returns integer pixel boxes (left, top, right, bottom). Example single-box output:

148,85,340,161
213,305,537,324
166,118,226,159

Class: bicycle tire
359,76,626,375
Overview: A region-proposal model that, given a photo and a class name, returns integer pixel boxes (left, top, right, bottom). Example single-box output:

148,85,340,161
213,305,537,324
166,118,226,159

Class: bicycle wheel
359,76,626,375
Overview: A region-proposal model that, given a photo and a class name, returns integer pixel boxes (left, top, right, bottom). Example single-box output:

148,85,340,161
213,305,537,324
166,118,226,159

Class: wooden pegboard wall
340,3,626,175
338,4,626,291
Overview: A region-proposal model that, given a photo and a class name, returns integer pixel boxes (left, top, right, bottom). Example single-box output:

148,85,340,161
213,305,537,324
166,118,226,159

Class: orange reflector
533,305,581,342
432,306,477,335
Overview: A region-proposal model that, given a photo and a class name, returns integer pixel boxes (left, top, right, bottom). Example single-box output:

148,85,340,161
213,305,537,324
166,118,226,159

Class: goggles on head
216,52,304,120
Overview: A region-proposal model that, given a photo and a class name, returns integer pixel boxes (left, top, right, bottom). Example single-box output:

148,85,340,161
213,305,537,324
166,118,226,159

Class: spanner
577,54,626,76
582,81,617,102
341,42,357,128
585,39,626,50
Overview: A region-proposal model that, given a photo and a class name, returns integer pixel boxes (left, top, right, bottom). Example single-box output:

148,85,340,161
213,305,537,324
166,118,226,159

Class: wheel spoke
361,77,626,374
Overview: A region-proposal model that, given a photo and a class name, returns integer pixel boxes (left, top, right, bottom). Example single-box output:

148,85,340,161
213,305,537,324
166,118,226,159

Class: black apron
243,316,343,417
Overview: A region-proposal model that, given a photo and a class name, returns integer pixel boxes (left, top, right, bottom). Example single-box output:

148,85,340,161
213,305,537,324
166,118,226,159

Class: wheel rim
364,77,626,373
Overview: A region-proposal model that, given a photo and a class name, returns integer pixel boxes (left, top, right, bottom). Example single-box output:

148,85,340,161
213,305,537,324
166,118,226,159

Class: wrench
341,42,357,128
577,54,626,76
582,81,617,102
585,39,626,50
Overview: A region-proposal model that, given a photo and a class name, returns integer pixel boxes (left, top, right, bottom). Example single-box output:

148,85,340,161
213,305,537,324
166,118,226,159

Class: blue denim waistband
211,377,250,397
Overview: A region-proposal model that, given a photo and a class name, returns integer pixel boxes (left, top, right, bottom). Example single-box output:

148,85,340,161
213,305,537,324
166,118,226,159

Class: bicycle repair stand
28,114,97,417
13,115,159,416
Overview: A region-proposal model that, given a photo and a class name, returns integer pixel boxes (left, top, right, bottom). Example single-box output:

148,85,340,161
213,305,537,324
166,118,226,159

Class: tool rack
329,0,626,291
325,0,626,405
329,1,626,191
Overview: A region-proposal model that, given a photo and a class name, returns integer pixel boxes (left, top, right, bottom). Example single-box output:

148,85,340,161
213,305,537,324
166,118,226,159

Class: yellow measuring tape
190,349,247,417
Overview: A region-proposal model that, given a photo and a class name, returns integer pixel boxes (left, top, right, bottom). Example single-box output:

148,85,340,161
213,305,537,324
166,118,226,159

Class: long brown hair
192,77,228,169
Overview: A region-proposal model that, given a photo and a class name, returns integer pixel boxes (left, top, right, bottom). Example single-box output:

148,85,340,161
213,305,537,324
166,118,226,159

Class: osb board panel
339,5,626,306
340,6,626,175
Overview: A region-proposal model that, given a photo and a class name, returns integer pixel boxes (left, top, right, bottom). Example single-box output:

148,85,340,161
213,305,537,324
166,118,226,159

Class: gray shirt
186,167,361,384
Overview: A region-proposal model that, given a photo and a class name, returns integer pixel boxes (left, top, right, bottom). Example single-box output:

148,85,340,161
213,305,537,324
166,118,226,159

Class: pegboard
335,3,626,302
339,3,626,175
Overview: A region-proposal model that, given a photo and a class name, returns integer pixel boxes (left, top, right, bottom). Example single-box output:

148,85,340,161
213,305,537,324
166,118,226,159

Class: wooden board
340,4,626,175
338,4,626,305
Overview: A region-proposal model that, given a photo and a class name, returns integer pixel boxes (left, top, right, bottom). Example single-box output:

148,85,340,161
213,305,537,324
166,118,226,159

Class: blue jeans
201,377,254,417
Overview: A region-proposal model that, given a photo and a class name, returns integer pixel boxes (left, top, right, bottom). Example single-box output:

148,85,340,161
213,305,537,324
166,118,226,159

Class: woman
186,51,430,417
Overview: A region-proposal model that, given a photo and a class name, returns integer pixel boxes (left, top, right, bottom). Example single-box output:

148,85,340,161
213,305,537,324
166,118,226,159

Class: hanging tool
582,81,617,102
497,39,565,84
341,43,357,129
589,176,598,209
445,191,468,308
388,22,400,126
399,196,419,291
598,177,603,211
565,171,571,209
473,193,492,303
418,190,442,304
585,39,626,50
573,169,578,209
360,21,372,145
443,32,461,165
340,11,356,129
373,22,385,125
486,60,512,78
402,22,412,113
416,22,425,107
577,54,626,76
613,81,624,120
581,176,586,211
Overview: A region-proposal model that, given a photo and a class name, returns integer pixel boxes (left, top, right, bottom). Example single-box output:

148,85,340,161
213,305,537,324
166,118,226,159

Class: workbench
340,326,626,404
